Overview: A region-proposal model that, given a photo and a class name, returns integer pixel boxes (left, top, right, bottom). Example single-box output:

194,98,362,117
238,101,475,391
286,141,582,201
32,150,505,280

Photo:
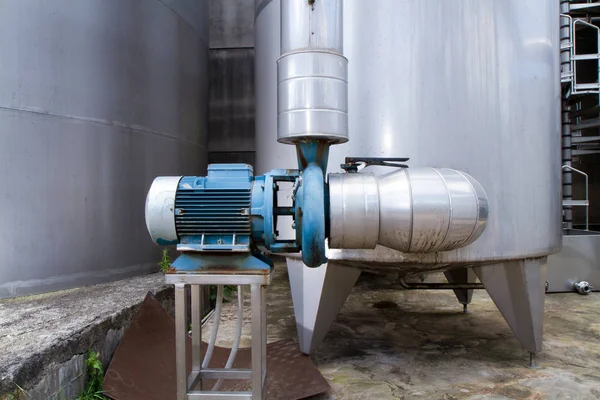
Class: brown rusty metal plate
104,294,329,400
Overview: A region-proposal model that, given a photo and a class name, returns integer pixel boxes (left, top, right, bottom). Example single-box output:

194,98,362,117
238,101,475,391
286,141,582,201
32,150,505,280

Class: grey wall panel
0,0,208,298
209,0,254,48
208,49,255,153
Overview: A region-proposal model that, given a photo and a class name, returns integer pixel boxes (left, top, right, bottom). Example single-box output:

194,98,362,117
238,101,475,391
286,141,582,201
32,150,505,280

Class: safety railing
562,165,589,230
572,19,600,94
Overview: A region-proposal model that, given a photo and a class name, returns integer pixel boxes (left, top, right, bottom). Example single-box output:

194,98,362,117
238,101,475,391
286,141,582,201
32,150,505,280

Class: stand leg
175,283,188,400
191,285,203,390
251,284,265,400
261,285,267,396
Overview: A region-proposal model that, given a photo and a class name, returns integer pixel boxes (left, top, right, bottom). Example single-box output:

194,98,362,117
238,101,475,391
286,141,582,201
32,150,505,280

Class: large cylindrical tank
0,0,208,298
255,0,561,269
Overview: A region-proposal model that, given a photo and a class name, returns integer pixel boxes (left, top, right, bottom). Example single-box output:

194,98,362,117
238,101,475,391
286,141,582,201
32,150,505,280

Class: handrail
572,19,600,94
562,165,589,230
560,13,574,86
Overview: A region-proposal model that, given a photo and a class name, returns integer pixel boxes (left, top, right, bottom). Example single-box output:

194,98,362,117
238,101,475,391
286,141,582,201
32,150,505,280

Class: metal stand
167,270,271,400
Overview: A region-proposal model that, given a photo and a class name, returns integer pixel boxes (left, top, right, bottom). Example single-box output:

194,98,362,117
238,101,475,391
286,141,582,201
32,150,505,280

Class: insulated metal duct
329,168,489,253
278,0,348,143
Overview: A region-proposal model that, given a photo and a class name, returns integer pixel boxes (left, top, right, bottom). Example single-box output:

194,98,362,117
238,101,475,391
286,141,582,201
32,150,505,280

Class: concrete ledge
0,273,173,399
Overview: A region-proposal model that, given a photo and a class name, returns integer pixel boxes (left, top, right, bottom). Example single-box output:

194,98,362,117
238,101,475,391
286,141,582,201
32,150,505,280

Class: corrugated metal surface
0,0,208,298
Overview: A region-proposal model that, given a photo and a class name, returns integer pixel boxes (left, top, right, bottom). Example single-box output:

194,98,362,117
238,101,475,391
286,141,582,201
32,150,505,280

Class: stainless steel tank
255,0,561,270
0,0,208,298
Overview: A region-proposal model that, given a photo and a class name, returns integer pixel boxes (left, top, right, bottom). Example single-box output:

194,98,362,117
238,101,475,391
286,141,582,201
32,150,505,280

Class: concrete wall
208,0,256,165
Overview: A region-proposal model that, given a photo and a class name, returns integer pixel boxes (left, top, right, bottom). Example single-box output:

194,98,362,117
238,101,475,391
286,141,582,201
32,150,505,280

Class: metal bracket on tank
340,157,410,172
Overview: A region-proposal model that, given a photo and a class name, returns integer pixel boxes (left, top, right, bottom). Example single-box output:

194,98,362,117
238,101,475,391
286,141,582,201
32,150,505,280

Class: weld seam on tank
0,105,206,148
278,76,348,84
280,109,348,114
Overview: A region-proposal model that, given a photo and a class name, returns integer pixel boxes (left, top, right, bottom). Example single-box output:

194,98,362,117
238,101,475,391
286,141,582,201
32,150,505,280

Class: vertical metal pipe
280,0,344,54
277,0,348,144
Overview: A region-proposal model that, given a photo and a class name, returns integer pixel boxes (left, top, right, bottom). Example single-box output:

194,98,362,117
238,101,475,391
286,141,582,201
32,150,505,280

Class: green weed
159,248,171,273
76,351,107,400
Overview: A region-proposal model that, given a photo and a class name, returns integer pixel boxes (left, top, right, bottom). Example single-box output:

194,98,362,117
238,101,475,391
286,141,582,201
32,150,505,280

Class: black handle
341,157,410,172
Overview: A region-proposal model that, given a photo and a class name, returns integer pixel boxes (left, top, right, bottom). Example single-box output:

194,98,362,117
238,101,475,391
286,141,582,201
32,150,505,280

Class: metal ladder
561,1,599,228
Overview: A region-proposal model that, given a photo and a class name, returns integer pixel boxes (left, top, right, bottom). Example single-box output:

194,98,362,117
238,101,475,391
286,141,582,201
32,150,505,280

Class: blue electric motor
145,163,325,266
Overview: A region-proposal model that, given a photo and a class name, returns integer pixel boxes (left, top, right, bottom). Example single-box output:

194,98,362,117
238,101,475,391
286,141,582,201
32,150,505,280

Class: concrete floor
207,261,600,400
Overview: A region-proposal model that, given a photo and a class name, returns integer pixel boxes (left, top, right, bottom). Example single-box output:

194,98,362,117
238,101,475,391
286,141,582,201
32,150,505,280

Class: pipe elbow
329,168,489,253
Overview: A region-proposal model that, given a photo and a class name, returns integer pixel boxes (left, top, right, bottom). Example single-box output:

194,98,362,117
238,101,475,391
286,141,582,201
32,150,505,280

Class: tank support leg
444,268,477,310
529,352,537,368
287,258,361,355
473,257,547,354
